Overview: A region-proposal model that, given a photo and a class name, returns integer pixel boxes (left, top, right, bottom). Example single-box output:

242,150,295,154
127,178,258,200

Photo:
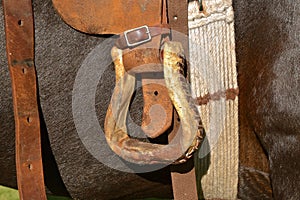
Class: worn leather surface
117,35,173,138
52,0,162,34
3,0,47,199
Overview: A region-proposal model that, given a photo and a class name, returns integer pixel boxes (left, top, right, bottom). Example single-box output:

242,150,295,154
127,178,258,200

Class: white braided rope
188,0,238,199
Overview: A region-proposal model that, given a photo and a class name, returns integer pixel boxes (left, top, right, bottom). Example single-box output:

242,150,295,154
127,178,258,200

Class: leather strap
167,0,199,199
3,0,47,199
169,112,199,200
171,164,199,200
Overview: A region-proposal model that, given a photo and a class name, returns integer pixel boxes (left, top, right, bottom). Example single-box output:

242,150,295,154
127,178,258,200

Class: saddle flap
52,0,162,34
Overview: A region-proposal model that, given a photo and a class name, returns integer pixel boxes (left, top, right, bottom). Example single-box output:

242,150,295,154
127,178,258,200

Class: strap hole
18,20,24,26
28,163,33,170
173,15,178,21
154,91,159,96
26,117,32,123
22,68,27,74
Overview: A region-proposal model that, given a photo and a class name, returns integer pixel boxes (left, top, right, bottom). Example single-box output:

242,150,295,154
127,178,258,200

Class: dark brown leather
168,0,189,35
3,0,47,199
168,110,199,200
167,0,199,199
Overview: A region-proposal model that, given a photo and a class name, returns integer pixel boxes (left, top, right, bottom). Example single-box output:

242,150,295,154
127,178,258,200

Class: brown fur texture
234,0,300,199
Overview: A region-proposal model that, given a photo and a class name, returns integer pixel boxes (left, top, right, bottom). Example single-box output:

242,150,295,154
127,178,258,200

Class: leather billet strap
3,0,47,199
166,1,199,199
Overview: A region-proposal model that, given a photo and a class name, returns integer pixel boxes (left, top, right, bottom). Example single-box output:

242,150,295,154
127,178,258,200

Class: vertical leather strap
168,0,188,34
3,0,47,199
168,0,189,52
168,0,199,199
169,111,199,200
171,164,199,200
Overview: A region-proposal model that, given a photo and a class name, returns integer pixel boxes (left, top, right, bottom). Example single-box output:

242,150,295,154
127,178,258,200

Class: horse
0,0,299,199
235,0,300,199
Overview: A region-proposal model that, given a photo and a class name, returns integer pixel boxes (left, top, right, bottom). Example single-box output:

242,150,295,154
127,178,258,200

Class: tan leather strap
3,0,47,199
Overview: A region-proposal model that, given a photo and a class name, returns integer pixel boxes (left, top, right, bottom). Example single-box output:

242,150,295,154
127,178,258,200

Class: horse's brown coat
235,0,300,199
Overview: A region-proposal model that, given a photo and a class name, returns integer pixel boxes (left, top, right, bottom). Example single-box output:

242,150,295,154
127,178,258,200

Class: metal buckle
124,25,151,47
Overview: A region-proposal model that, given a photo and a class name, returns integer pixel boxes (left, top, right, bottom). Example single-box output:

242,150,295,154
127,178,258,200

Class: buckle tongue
124,25,151,47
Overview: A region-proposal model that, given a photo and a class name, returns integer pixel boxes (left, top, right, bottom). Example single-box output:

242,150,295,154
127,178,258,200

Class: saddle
3,0,203,199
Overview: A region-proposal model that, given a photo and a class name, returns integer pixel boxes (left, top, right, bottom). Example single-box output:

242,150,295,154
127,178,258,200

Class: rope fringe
189,0,239,199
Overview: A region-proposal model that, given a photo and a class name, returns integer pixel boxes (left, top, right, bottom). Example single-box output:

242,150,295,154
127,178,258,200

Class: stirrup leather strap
104,0,201,199
3,0,47,199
